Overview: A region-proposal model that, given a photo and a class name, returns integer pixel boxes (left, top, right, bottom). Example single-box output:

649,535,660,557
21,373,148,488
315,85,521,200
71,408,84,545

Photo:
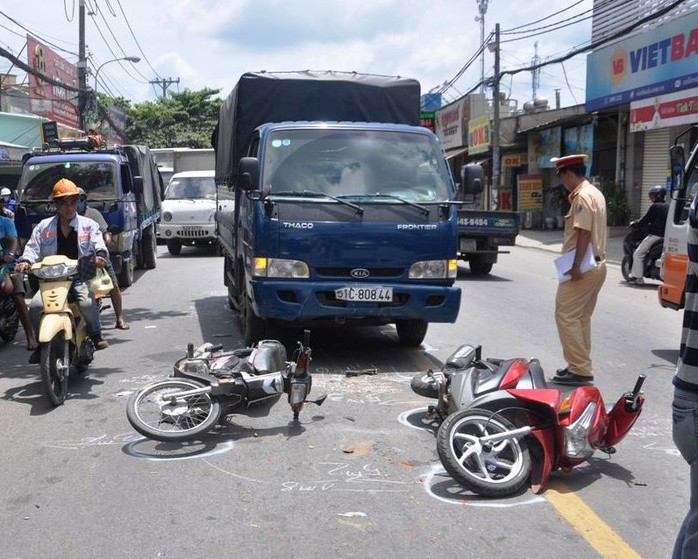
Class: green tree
91,88,222,148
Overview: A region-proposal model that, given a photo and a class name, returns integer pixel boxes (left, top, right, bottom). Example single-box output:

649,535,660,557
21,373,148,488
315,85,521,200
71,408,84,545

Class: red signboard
26,35,80,129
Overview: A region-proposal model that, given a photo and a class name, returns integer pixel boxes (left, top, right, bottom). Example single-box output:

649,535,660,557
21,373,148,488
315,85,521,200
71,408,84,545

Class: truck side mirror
461,164,485,195
670,144,686,195
131,176,144,194
239,157,259,192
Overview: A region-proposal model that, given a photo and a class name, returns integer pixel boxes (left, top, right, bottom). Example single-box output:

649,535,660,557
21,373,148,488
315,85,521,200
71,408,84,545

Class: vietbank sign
586,9,698,111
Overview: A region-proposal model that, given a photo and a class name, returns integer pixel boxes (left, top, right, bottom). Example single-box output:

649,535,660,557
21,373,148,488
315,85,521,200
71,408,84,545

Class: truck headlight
163,211,172,222
253,257,309,278
409,259,457,279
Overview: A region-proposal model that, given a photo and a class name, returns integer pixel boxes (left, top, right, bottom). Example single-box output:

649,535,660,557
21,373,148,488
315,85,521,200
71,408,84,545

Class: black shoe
550,368,594,385
28,348,40,365
91,336,109,351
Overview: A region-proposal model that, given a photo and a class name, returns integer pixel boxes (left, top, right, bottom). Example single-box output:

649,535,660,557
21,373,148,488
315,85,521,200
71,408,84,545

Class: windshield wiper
270,190,364,214
341,193,430,215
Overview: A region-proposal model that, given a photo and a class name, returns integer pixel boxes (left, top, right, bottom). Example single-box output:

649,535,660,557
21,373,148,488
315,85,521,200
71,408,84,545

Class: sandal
116,321,130,330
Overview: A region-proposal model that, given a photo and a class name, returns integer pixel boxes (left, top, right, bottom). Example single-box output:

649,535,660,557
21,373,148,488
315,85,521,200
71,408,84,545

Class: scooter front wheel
410,371,443,399
436,408,531,497
126,379,221,442
41,332,71,406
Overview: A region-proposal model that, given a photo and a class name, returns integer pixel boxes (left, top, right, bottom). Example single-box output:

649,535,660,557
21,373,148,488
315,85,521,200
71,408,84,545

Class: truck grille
177,228,209,238
315,267,403,279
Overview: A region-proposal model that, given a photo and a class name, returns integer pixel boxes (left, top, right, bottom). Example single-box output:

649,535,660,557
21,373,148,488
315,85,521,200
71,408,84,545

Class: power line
0,10,79,57
501,0,586,33
115,0,161,80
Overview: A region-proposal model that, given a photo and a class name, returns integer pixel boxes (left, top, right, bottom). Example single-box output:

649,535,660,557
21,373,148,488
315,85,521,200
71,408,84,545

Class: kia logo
350,268,370,279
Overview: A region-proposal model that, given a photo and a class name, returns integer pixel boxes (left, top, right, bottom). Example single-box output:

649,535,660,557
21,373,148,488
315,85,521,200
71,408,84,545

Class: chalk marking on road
125,439,235,461
544,479,644,559
43,433,142,450
419,464,545,508
202,458,265,483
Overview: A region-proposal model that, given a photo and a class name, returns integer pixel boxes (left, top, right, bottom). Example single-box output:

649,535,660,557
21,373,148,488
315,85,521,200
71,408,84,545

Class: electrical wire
0,10,79,57
500,13,594,44
561,61,579,104
501,0,586,33
63,0,76,22
115,0,161,79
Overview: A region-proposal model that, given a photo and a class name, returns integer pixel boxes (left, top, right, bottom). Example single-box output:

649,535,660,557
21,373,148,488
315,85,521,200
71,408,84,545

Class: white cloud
1,0,594,109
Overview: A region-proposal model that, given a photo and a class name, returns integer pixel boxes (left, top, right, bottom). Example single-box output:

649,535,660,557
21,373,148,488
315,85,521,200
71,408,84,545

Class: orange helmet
52,178,79,200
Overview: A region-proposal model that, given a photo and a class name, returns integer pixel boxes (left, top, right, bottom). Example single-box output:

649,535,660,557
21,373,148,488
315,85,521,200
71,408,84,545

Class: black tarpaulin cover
213,70,421,185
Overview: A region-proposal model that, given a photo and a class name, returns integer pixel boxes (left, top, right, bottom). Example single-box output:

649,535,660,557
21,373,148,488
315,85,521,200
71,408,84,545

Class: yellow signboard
468,115,490,155
517,173,543,211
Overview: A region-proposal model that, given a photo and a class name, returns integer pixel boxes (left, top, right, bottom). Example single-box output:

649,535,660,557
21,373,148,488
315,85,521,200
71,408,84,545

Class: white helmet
0,187,10,203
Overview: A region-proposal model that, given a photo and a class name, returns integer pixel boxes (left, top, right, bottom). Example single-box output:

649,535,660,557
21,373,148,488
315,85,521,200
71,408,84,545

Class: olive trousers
554,263,607,377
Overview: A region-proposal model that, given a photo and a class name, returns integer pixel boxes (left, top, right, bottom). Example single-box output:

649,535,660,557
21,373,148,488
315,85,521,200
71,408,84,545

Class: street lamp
93,56,140,97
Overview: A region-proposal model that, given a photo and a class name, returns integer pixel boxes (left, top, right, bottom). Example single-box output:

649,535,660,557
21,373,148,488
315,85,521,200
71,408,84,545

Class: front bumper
157,223,216,241
250,280,461,323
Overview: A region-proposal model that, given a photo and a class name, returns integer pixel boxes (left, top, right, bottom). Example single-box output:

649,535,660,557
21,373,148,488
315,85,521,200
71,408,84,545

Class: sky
0,0,595,110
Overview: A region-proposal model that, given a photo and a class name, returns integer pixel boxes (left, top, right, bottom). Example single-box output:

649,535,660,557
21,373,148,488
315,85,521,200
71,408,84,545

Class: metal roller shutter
640,128,670,215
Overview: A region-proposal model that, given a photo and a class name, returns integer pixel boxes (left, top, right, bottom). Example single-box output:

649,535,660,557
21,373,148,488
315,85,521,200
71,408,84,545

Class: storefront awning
445,146,468,160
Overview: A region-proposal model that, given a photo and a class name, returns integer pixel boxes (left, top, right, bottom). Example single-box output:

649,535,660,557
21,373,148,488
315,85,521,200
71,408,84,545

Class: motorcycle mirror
307,394,327,407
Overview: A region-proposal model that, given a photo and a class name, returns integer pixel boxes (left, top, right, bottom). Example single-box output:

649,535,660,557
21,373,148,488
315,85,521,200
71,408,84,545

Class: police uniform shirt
561,179,607,261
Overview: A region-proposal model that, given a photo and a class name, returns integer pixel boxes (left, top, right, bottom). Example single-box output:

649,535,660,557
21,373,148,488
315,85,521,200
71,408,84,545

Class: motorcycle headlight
163,211,172,222
563,402,596,459
253,257,309,278
33,262,78,279
409,259,457,279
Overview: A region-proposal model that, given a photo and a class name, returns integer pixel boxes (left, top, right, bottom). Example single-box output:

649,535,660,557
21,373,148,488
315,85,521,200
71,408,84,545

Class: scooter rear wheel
126,379,221,442
410,371,443,399
621,255,633,281
41,332,70,406
436,408,531,497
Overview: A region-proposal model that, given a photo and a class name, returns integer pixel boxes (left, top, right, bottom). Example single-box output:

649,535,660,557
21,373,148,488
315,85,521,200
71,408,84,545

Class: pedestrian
77,188,129,330
671,186,698,559
15,178,110,363
549,154,607,385
628,184,668,284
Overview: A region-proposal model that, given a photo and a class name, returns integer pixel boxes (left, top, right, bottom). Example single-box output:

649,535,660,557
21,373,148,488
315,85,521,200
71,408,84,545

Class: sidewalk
516,226,626,265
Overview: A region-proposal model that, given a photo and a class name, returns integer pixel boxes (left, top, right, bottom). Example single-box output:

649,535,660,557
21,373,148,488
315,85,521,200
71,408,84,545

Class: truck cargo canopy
213,70,421,185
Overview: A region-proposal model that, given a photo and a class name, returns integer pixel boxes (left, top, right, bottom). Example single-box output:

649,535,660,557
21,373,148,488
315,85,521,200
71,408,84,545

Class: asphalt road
0,242,684,559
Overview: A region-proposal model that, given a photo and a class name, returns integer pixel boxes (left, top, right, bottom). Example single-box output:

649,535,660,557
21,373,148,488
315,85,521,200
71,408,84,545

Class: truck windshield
262,129,451,202
20,161,118,202
165,176,216,200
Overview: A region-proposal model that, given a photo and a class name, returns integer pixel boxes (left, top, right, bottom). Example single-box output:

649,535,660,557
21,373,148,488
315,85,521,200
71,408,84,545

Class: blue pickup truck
16,140,163,287
214,71,461,346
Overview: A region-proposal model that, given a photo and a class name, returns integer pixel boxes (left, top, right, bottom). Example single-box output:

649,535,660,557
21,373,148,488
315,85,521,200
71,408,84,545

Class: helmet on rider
0,187,11,203
77,187,87,200
649,184,666,201
51,178,79,200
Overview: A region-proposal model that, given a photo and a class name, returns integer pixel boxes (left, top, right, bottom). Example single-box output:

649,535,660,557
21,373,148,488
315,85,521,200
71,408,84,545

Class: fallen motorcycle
411,345,646,496
126,330,326,442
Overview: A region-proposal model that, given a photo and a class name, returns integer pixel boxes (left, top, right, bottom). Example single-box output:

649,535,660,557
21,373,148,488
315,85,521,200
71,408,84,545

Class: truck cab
16,139,162,287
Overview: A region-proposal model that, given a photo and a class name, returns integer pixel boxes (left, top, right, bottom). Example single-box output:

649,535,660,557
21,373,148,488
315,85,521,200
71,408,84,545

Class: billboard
586,9,698,111
629,87,698,132
26,35,80,129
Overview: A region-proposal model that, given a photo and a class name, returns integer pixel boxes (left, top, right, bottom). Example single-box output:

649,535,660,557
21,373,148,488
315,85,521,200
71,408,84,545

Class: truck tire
395,319,428,347
142,228,157,269
118,257,135,288
167,239,182,256
469,258,493,276
241,295,266,347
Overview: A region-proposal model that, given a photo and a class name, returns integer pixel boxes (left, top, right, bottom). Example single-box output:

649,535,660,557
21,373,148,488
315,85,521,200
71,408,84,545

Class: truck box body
214,71,460,346
16,142,163,287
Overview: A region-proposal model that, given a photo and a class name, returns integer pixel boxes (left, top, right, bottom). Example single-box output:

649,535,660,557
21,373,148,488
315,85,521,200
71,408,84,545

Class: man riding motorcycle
628,184,669,285
0,209,36,349
15,178,110,363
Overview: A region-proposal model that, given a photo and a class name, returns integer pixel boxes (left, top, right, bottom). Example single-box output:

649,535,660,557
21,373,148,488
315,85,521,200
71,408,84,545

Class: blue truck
456,163,520,276
213,71,461,346
16,139,163,287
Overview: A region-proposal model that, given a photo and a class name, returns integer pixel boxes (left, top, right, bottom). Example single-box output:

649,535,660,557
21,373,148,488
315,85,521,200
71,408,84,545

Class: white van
157,170,218,255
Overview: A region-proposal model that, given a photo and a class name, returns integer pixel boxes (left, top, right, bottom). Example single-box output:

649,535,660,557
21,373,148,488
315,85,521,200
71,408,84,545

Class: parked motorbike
621,221,663,282
31,255,95,406
0,265,20,345
126,330,327,443
412,344,646,496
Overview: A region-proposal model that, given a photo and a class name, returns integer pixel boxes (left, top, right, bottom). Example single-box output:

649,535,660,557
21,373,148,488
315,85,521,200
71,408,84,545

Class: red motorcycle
415,346,646,497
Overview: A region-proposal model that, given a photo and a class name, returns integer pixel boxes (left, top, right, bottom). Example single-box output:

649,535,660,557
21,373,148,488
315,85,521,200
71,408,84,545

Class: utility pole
77,0,87,131
492,23,501,205
150,77,180,98
476,0,489,94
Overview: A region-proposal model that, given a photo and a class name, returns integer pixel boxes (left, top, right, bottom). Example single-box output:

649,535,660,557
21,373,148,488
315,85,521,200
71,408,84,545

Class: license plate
181,225,203,231
460,238,477,252
335,286,393,302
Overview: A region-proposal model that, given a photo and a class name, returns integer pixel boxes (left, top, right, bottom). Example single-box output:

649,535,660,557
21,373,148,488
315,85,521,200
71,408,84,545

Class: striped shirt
676,191,698,391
